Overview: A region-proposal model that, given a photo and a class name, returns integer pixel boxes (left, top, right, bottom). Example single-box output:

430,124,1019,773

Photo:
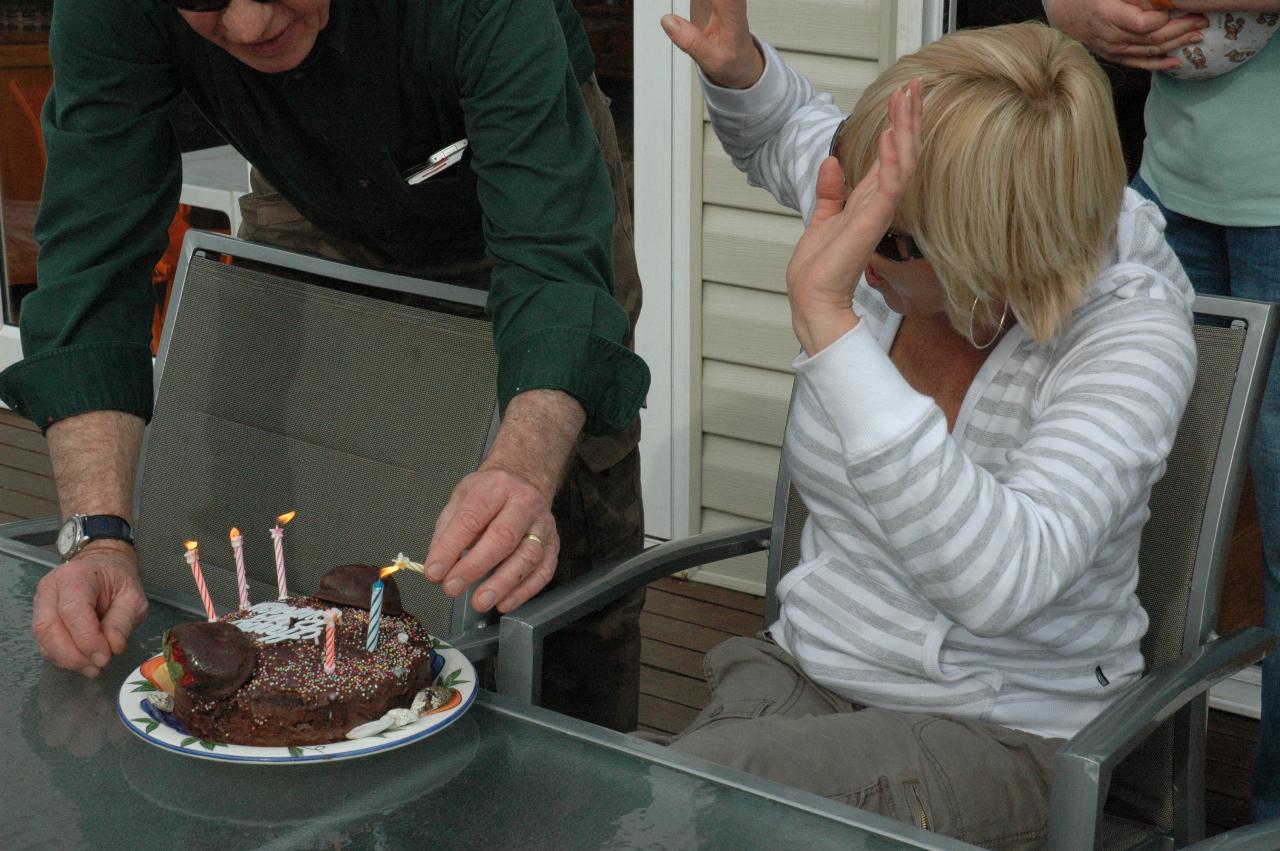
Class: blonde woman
662,8,1196,846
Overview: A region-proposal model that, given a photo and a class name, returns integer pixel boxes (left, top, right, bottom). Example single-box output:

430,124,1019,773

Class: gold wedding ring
525,532,544,547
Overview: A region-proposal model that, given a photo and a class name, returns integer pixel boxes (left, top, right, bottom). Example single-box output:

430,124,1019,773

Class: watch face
57,518,81,558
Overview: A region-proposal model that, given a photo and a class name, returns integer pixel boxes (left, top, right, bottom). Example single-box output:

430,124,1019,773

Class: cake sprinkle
225,597,434,704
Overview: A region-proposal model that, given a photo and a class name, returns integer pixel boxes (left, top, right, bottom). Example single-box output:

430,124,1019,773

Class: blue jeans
1133,176,1280,821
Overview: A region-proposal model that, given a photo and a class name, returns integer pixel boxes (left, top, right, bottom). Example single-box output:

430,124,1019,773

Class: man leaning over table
0,0,650,732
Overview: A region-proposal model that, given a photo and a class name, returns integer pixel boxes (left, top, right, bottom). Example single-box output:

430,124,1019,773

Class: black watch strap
82,515,135,546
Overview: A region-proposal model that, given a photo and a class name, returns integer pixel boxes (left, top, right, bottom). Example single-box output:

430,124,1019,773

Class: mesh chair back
1108,301,1273,836
764,480,809,626
135,234,497,642
763,389,810,626
1140,322,1247,665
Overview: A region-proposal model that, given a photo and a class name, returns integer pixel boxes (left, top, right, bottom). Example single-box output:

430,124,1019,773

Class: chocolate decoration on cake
164,622,256,700
313,564,405,615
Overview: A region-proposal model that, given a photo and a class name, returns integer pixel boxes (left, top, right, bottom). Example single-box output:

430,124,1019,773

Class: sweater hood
1091,187,1196,315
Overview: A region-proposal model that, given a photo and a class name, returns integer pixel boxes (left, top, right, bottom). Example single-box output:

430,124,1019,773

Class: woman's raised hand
786,79,922,356
661,0,765,89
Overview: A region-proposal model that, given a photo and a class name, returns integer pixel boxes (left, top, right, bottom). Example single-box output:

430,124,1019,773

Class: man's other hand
33,540,148,677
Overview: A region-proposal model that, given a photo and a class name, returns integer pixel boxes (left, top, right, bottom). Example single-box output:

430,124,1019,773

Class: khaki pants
663,636,1063,850
237,76,646,732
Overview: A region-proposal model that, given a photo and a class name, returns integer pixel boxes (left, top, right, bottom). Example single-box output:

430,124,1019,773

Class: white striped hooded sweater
704,40,1197,740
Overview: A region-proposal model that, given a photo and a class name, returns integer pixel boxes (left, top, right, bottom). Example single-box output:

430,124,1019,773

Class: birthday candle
183,541,218,622
366,579,384,653
324,609,339,674
229,527,250,610
270,511,296,600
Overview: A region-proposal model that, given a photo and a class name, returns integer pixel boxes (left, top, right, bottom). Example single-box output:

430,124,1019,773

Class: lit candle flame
379,552,423,579
276,511,297,526
184,540,198,551
229,527,241,540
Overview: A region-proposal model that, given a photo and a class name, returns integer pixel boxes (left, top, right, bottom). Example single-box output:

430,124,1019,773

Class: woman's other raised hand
786,79,922,356
661,0,765,89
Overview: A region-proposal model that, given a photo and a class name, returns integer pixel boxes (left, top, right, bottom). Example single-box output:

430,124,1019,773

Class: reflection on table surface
1,551,968,851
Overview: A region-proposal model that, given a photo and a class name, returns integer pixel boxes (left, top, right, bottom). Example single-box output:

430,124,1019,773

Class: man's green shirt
0,0,648,435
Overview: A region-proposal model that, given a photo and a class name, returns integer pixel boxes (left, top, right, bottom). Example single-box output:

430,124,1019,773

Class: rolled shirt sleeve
452,0,648,434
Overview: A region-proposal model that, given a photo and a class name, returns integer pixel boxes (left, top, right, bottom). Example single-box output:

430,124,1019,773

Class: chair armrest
445,621,501,664
0,516,60,565
1047,626,1275,851
494,523,771,703
1183,818,1280,851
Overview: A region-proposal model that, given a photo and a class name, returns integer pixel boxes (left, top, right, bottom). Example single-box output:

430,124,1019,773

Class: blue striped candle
366,579,384,652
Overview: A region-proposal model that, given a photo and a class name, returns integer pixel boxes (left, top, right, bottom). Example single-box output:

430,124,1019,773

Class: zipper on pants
904,780,931,831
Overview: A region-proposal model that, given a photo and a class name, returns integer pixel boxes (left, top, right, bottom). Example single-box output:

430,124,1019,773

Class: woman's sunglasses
159,0,273,12
874,230,925,263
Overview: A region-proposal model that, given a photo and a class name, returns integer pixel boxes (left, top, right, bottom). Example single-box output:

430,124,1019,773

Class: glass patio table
0,546,976,850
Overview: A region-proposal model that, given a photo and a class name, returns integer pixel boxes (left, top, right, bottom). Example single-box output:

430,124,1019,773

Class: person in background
660,5,1196,844
0,0,649,733
1047,0,1280,823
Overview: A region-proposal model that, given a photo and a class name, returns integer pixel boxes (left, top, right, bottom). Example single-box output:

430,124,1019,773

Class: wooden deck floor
0,407,1262,835
638,576,764,736
0,407,56,524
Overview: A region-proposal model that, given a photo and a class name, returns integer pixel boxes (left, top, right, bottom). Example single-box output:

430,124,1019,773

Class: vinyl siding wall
689,1,892,594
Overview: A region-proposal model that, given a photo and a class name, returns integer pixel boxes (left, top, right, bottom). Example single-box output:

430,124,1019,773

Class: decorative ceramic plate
116,639,476,764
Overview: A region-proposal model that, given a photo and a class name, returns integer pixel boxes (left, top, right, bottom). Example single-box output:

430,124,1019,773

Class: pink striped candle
269,511,296,600
229,527,250,610
183,541,218,622
323,609,339,674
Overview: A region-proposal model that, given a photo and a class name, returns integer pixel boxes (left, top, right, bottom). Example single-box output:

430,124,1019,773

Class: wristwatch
56,514,135,561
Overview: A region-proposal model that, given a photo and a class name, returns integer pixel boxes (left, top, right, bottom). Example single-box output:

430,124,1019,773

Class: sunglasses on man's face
874,230,925,263
159,0,273,12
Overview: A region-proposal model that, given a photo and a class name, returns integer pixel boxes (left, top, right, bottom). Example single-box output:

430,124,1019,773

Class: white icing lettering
234,601,330,644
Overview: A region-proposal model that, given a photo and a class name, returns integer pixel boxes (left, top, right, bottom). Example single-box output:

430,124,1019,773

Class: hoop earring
969,295,1009,350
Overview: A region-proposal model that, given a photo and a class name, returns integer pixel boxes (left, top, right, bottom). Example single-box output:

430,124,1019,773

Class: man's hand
1045,0,1208,70
661,0,765,89
424,389,584,613
32,541,148,677
40,410,145,676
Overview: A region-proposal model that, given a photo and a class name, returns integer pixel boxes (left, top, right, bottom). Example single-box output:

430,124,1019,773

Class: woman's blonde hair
837,22,1126,343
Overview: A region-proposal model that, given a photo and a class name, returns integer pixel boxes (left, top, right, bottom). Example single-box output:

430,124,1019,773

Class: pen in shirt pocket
403,139,469,185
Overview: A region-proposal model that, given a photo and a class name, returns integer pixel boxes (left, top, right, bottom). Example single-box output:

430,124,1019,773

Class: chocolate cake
163,565,438,747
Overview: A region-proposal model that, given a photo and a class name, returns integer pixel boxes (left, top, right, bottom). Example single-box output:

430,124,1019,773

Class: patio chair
0,231,501,658
496,294,1280,850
